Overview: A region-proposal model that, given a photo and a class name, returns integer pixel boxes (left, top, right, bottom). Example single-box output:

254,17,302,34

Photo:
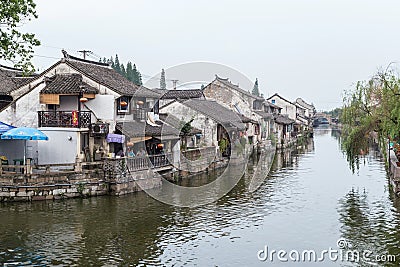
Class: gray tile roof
40,74,98,94
160,89,205,99
0,65,36,95
159,113,202,135
133,87,162,98
267,93,295,105
274,114,295,125
254,110,274,119
63,52,141,96
214,75,264,100
265,101,282,110
295,97,315,110
239,113,258,124
116,121,180,138
180,99,246,130
296,113,311,122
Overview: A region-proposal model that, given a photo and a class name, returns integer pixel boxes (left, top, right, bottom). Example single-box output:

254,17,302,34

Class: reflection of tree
331,129,341,141
338,190,374,247
338,189,400,266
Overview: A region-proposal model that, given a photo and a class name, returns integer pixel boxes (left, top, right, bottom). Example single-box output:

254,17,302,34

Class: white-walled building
0,51,177,165
203,75,270,144
267,93,297,121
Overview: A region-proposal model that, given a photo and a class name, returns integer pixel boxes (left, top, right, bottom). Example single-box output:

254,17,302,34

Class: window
271,99,276,104
253,101,261,110
47,104,57,111
117,96,130,114
153,100,159,114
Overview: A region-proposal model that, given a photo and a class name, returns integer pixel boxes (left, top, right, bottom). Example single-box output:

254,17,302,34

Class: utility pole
78,50,92,60
171,79,178,90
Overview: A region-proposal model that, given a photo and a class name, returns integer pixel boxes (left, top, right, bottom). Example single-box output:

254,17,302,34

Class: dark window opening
117,96,130,114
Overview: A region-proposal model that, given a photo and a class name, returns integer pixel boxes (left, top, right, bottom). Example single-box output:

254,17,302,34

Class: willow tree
341,68,400,171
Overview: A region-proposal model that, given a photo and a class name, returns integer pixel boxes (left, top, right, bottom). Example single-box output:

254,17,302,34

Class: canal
0,127,399,266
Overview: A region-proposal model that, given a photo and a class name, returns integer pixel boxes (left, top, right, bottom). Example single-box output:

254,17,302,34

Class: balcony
132,108,152,121
38,111,92,128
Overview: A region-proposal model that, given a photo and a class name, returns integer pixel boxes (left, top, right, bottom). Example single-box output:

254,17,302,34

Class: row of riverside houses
0,51,315,201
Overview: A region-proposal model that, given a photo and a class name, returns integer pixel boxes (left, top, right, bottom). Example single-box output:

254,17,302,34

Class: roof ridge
215,74,229,81
0,64,23,72
62,50,110,67
268,93,294,105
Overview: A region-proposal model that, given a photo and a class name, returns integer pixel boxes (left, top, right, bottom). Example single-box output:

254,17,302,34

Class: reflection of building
272,138,315,170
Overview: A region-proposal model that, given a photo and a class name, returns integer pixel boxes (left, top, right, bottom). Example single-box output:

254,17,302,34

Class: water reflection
1,128,399,266
336,141,400,266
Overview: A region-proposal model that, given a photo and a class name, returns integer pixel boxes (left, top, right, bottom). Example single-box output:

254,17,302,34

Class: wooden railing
103,153,172,178
38,111,92,128
132,108,151,121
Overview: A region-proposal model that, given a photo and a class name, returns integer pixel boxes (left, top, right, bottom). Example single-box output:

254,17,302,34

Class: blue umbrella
1,127,49,141
1,127,49,165
0,121,15,134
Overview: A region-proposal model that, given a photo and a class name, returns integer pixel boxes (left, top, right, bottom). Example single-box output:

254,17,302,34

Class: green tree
108,55,143,85
132,64,142,86
341,68,400,171
137,70,143,86
126,62,133,81
324,108,342,118
0,0,41,73
120,63,126,77
180,117,194,150
160,68,166,89
252,78,260,96
114,54,121,74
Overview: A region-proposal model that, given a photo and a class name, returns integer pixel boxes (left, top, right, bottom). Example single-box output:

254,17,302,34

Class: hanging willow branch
341,67,400,171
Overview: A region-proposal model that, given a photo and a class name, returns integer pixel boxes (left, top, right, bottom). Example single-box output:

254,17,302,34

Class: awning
106,133,125,143
154,135,180,141
0,121,15,134
130,136,152,143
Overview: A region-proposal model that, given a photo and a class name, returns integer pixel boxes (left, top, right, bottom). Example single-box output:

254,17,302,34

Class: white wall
85,94,115,122
270,96,297,120
160,101,218,147
0,82,46,127
38,128,80,164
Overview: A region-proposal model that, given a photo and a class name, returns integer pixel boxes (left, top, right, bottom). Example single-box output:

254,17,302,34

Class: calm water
1,128,400,266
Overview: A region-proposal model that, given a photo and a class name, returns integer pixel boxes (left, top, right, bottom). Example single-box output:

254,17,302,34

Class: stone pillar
75,155,82,172
26,158,32,175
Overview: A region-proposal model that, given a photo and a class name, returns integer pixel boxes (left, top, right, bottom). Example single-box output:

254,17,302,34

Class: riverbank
0,139,292,202
0,141,277,202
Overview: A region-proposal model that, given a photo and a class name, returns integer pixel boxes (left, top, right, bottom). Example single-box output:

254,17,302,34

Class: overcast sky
19,0,400,110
